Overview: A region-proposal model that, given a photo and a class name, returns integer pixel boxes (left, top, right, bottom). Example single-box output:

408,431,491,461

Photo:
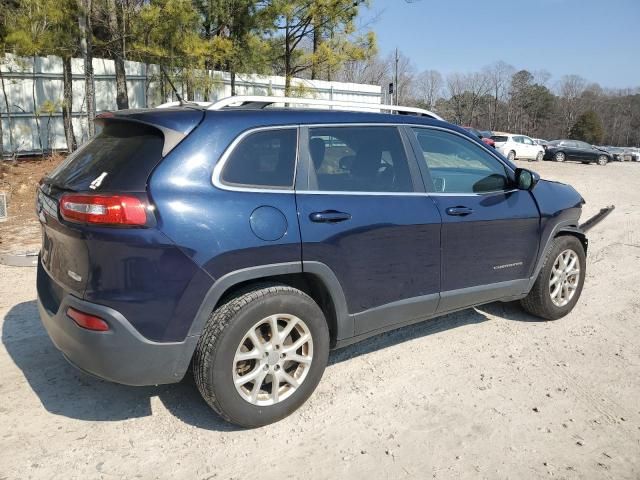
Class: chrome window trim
212,125,300,194
212,122,516,195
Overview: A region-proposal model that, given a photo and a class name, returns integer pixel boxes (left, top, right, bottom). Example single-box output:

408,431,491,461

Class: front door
295,125,442,338
407,126,541,313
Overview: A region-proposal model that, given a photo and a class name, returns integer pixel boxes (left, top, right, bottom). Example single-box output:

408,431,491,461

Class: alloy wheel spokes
233,314,313,406
549,249,581,307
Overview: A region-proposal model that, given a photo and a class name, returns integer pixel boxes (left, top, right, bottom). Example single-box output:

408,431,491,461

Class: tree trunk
230,71,236,96
311,19,320,80
284,22,292,96
107,0,128,109
79,0,96,137
0,68,14,156
62,56,77,153
32,55,43,155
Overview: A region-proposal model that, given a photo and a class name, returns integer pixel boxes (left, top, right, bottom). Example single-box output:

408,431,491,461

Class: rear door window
46,121,164,192
307,126,414,192
220,129,297,189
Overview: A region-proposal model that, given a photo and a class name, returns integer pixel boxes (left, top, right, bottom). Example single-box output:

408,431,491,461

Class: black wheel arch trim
186,261,351,342
527,222,587,291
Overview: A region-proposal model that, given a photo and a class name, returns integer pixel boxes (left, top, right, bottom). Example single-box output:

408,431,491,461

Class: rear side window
221,129,297,188
47,121,164,192
491,135,508,143
307,126,413,192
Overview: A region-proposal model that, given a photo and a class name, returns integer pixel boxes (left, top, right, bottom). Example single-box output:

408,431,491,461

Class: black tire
554,152,566,162
520,235,586,320
536,151,543,162
597,155,608,166
193,284,329,428
508,150,516,161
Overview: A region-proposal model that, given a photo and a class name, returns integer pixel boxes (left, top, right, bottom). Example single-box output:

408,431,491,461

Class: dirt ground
1,160,639,479
0,156,60,253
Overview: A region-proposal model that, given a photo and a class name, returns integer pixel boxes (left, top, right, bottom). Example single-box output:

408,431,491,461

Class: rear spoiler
96,108,204,157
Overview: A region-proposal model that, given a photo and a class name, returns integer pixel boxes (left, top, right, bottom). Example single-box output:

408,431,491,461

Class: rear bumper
37,262,198,386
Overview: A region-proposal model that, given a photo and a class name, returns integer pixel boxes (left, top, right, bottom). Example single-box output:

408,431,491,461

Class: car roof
111,105,452,130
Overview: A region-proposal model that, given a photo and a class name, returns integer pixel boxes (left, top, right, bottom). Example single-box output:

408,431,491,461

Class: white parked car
491,133,545,161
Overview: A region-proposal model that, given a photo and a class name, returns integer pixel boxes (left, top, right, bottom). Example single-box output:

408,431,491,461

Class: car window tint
411,127,511,194
307,126,413,192
221,129,297,188
523,137,533,145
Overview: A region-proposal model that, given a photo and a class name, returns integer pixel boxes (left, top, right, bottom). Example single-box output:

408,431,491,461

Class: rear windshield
491,135,508,142
46,121,164,192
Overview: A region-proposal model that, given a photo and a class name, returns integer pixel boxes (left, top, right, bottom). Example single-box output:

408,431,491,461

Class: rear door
522,136,537,159
295,125,442,338
407,126,540,312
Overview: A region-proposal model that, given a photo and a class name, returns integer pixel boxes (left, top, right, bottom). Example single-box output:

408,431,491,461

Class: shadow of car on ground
2,298,539,430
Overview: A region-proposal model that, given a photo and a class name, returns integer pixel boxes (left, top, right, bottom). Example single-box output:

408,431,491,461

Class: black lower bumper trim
37,293,198,386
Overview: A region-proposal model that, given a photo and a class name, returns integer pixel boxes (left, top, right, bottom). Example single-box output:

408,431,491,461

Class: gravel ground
1,161,639,479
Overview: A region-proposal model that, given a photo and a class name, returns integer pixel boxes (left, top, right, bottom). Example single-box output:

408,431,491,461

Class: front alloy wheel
549,249,580,307
597,155,608,166
520,235,586,320
507,151,516,161
555,152,566,162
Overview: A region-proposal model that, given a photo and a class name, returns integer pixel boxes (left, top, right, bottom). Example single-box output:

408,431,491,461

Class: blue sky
360,0,640,89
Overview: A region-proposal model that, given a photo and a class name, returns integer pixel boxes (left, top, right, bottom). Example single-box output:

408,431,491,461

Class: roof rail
205,95,443,120
156,100,213,109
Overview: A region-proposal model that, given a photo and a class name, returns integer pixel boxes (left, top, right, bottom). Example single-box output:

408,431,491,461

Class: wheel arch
186,262,350,349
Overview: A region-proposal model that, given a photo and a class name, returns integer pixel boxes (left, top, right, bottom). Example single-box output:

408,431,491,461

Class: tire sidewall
207,290,329,427
537,236,586,319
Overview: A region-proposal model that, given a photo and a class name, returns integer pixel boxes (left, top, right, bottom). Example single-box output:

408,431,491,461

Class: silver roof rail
156,100,213,109
206,95,443,120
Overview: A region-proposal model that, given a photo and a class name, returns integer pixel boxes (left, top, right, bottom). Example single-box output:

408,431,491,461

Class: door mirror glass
515,168,539,191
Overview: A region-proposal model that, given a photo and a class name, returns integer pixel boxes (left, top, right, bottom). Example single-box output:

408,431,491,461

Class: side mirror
515,168,539,191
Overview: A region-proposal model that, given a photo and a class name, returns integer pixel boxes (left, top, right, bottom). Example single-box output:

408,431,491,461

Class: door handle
446,206,474,216
309,210,352,223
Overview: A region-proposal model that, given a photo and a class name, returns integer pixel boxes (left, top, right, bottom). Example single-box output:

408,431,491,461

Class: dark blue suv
36,97,587,427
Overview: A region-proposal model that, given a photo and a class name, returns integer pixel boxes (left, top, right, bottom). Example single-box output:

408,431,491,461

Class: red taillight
67,307,110,331
60,194,147,226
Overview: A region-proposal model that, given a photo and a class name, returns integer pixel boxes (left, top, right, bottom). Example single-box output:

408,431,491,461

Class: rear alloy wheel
597,155,608,166
554,152,566,162
536,151,544,162
520,235,586,320
507,150,516,161
193,284,329,428
233,314,313,406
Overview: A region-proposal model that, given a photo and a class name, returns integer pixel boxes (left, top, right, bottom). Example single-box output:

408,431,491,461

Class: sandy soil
0,160,639,479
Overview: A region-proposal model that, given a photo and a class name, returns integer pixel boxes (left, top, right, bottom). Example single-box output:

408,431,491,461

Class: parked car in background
491,133,544,161
544,140,611,165
627,148,640,161
463,126,495,147
533,138,549,147
604,146,626,161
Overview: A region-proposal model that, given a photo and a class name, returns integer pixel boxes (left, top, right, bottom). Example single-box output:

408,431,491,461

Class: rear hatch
491,135,508,147
37,108,204,300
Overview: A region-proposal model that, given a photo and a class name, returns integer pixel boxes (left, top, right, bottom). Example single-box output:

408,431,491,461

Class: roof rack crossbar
204,95,443,120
